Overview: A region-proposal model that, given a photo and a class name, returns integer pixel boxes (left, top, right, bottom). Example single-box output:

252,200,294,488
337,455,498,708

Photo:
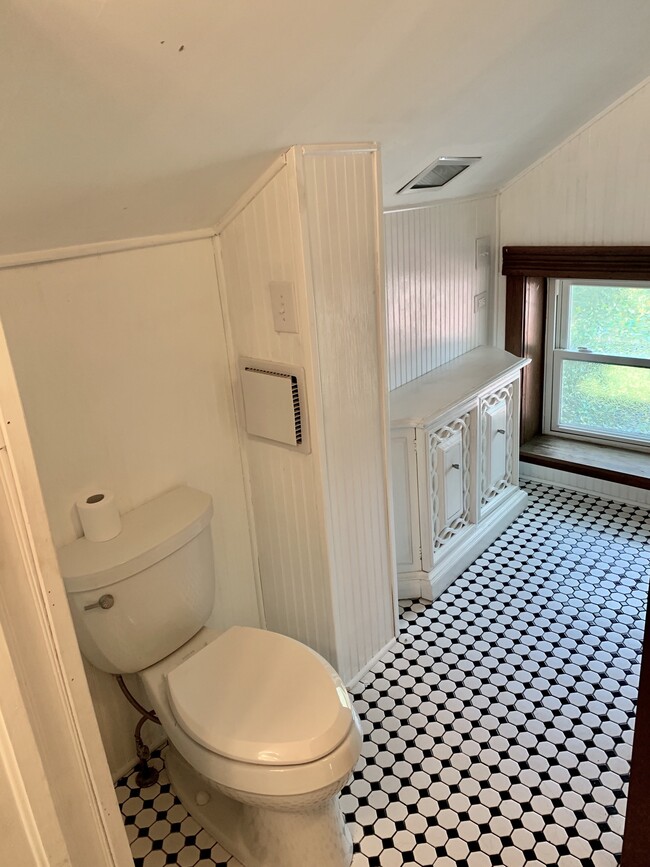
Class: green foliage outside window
558,285,650,440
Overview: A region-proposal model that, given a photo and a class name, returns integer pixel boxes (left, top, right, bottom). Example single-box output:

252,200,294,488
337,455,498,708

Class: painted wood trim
368,146,401,635
300,142,378,156
384,190,499,216
345,637,399,691
502,246,650,278
292,144,397,680
0,321,133,866
0,595,69,867
519,462,650,508
210,236,267,629
212,152,288,234
0,228,214,271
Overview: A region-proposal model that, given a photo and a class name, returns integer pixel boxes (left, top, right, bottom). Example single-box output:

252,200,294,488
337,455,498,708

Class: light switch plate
475,236,491,270
270,281,298,333
474,292,488,312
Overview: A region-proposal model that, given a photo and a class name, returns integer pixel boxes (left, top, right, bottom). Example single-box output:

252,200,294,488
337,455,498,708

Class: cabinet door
391,430,421,572
485,399,508,488
480,383,514,509
427,413,472,557
436,432,464,526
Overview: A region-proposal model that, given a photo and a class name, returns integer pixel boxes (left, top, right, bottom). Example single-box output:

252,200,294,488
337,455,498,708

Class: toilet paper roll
76,490,122,542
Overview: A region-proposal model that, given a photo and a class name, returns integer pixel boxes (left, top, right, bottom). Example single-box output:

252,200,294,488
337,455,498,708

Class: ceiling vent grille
398,156,481,194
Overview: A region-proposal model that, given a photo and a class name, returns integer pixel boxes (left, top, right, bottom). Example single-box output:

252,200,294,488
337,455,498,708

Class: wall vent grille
243,366,303,445
239,358,310,453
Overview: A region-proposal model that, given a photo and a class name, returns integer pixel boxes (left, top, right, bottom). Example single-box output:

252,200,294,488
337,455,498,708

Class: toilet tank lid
58,486,213,593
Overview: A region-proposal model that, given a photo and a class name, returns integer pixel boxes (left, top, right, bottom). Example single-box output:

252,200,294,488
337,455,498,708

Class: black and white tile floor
117,481,650,866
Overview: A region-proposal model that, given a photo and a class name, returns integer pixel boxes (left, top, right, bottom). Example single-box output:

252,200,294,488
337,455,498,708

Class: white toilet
59,486,362,867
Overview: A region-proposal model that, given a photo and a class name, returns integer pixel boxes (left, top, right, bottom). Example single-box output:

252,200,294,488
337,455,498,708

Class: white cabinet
390,348,530,601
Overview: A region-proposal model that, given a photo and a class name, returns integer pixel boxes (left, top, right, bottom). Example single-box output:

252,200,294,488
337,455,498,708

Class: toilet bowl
141,626,362,867
58,486,362,866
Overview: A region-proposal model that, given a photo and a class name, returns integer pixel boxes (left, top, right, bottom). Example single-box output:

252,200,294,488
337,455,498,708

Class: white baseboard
520,462,650,508
398,490,529,603
346,637,399,690
397,571,431,601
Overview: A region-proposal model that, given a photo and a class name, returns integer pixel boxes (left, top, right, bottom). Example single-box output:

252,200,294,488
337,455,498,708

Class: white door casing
0,319,133,867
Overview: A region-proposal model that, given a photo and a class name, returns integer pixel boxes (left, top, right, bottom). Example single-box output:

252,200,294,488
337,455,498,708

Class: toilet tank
58,486,215,675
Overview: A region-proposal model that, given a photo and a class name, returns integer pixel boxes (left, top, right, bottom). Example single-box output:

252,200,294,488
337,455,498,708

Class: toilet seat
167,626,354,766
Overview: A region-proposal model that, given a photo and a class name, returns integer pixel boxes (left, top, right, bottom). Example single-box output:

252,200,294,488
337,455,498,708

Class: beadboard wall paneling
301,148,396,683
0,239,260,777
500,79,650,247
385,196,497,390
217,164,338,664
520,462,650,509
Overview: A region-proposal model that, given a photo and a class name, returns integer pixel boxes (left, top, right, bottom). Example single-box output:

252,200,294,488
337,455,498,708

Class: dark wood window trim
502,245,650,279
503,246,650,867
502,245,650,461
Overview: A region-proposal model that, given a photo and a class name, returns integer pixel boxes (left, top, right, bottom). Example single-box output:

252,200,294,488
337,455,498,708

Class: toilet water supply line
116,675,161,788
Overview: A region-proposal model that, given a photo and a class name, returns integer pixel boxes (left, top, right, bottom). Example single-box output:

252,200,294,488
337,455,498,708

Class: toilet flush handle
84,593,114,612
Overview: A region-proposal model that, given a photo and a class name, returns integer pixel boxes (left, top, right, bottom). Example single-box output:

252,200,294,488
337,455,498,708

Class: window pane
568,284,650,357
559,360,650,441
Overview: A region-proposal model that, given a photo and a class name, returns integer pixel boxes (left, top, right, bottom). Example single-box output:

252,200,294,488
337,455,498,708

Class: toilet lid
167,626,354,766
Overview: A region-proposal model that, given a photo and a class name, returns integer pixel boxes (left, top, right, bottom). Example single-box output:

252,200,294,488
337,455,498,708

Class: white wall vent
397,156,481,194
239,358,310,453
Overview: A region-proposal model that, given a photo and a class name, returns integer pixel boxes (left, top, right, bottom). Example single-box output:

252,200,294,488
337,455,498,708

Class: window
544,280,650,449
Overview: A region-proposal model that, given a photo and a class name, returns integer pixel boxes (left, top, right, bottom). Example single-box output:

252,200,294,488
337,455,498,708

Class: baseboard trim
346,637,399,691
520,462,650,508
398,490,529,603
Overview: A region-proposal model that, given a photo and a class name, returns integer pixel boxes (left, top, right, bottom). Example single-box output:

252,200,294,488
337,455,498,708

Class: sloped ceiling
2,0,650,255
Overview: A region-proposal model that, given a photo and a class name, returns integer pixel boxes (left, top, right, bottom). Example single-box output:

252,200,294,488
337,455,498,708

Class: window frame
543,278,650,451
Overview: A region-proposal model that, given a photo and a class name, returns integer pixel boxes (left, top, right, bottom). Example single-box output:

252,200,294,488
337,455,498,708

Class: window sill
520,435,650,491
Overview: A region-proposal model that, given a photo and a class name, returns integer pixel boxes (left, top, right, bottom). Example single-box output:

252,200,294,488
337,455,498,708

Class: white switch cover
270,281,298,333
474,292,488,312
475,236,491,270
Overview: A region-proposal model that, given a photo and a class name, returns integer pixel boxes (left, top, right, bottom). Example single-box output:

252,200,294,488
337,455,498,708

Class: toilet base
164,745,354,867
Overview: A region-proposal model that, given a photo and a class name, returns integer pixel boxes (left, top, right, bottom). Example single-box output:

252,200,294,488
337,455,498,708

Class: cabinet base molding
398,489,528,602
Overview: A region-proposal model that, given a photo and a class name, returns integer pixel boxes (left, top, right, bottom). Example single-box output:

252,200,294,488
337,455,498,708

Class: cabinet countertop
389,347,530,428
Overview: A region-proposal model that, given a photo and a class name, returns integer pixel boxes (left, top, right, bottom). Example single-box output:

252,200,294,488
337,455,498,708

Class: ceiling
2,0,650,256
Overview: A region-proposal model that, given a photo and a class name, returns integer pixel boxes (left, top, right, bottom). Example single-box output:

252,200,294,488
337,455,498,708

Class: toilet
58,486,362,867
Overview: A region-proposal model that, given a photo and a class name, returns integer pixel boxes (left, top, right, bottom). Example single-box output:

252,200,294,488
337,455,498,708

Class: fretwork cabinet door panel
423,412,474,569
480,382,516,515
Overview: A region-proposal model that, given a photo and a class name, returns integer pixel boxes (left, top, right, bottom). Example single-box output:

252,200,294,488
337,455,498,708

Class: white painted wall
498,79,650,343
217,159,338,664
218,146,396,685
500,79,650,246
0,239,260,777
385,195,497,390
300,146,396,684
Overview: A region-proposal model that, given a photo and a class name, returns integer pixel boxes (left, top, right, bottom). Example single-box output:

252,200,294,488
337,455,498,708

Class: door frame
0,319,133,866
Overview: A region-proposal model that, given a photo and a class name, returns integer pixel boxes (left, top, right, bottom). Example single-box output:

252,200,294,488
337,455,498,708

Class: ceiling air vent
397,156,481,194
